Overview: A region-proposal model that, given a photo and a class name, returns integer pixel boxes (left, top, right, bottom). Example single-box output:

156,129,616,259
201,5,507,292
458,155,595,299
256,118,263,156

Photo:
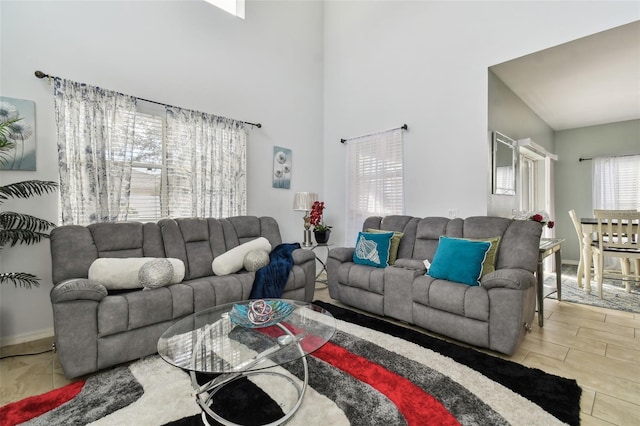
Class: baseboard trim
562,260,579,266
0,328,55,348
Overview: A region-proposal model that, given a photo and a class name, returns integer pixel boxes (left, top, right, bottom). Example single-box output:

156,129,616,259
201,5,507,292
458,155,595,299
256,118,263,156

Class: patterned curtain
165,107,247,218
54,78,137,225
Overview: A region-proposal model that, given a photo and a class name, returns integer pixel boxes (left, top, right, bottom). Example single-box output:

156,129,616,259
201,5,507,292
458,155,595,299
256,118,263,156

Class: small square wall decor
272,146,291,189
1,96,37,171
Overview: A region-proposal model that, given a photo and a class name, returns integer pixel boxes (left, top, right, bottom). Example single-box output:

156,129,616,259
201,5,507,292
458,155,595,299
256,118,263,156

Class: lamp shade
293,192,318,211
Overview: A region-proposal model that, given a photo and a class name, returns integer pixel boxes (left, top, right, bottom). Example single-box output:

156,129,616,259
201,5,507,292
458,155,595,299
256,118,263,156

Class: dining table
579,217,639,294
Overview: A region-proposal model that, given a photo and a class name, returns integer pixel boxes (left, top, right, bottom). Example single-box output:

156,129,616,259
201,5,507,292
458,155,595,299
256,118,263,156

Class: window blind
592,154,640,210
125,112,164,221
345,128,404,244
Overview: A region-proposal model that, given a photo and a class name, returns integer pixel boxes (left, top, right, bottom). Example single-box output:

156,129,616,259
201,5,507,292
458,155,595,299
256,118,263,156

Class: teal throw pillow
353,231,394,268
427,236,492,286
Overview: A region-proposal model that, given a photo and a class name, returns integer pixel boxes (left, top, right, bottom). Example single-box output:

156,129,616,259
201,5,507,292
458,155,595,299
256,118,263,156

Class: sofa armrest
51,278,108,304
393,258,427,272
481,268,535,291
292,248,316,264
328,247,355,263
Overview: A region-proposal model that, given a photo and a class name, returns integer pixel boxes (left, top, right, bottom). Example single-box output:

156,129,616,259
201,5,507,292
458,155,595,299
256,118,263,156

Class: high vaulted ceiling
490,21,640,131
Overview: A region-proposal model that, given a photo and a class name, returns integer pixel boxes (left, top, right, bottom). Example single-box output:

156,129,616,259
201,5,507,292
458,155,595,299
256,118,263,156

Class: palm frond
0,272,40,288
0,211,57,233
0,117,22,141
0,229,52,247
0,180,58,203
0,140,16,165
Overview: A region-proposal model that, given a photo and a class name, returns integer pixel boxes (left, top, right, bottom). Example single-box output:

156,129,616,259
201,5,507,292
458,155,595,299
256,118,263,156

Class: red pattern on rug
0,380,85,426
312,341,460,426
260,323,459,425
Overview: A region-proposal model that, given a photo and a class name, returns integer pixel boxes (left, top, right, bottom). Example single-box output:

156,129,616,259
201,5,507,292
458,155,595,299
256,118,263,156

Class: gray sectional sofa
327,215,542,355
49,216,316,378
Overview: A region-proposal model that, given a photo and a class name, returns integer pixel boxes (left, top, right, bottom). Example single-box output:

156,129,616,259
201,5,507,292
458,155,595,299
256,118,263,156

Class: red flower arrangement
529,213,555,229
310,201,332,231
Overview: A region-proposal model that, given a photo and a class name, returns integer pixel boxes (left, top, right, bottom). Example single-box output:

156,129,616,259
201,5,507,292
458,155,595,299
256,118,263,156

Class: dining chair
593,209,640,298
568,210,599,289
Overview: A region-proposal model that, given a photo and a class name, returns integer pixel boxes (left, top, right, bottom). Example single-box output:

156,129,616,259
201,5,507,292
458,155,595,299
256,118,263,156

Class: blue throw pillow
353,231,394,268
427,236,492,286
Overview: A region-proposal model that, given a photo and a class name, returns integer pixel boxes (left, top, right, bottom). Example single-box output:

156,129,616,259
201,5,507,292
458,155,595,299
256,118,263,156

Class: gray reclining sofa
327,215,542,355
49,216,316,378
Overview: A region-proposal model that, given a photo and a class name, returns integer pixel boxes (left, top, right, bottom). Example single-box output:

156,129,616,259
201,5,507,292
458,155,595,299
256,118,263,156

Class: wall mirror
492,131,517,195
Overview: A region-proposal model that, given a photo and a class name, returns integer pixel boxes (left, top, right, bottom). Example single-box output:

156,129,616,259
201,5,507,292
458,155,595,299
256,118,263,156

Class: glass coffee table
158,299,336,426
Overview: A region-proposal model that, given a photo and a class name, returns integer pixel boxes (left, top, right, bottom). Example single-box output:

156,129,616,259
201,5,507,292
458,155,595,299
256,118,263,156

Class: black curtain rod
579,153,638,162
341,123,408,144
34,70,262,128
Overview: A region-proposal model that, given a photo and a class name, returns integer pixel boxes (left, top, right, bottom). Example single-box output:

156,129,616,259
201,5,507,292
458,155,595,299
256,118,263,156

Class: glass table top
157,299,336,374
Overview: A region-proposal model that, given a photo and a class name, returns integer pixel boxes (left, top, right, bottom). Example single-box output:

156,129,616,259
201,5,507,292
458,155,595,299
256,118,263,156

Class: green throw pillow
468,236,501,277
366,228,405,264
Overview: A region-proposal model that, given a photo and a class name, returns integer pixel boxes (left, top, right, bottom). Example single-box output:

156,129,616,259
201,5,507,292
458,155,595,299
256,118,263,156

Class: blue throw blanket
250,243,301,299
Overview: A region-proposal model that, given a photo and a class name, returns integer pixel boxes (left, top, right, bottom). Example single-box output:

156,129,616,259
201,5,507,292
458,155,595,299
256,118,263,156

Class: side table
537,238,564,327
301,243,333,288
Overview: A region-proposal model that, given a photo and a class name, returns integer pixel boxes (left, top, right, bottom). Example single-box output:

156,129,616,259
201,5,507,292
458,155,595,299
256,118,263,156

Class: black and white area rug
6,301,582,426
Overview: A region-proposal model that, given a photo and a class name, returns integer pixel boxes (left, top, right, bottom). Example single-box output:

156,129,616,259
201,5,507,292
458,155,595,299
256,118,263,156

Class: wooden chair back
568,210,584,250
593,210,640,254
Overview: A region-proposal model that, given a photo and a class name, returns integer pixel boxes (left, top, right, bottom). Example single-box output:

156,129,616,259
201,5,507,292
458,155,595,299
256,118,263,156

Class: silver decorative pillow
139,259,174,290
243,249,270,272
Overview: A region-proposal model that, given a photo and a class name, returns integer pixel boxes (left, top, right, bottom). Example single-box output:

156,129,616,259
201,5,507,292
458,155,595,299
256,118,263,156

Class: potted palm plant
0,115,58,287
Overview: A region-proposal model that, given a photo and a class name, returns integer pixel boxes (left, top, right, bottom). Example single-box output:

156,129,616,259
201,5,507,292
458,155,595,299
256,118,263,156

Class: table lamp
293,192,318,247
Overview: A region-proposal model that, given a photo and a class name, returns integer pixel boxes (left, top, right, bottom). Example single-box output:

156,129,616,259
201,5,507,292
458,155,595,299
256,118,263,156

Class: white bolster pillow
88,257,185,290
212,237,272,276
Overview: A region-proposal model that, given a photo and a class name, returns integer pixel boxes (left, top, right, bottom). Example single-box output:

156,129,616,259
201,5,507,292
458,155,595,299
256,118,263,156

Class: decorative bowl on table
229,300,295,328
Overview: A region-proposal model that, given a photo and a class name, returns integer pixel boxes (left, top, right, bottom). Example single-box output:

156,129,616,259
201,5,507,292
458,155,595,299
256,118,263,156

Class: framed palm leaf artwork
0,96,37,171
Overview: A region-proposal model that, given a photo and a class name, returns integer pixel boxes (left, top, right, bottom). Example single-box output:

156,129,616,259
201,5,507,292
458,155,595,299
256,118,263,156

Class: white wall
0,0,324,344
555,119,640,262
323,0,638,246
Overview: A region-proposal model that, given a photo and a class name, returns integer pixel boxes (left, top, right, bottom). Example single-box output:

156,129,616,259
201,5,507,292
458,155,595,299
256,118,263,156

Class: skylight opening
204,0,245,19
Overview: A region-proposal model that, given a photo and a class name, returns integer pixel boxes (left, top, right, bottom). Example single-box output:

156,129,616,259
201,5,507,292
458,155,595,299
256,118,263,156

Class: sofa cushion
353,232,394,268
470,236,501,277
428,236,491,286
88,257,185,290
365,229,404,264
211,237,272,276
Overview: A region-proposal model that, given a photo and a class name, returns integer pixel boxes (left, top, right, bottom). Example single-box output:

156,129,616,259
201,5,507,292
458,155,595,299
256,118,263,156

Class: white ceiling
490,20,640,131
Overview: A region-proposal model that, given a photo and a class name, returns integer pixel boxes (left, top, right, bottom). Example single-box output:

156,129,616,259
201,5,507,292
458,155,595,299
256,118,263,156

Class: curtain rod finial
34,70,48,79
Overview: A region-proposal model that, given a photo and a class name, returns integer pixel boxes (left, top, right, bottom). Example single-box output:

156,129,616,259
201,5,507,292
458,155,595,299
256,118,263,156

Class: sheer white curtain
165,107,247,218
345,128,404,245
54,78,137,225
593,155,640,210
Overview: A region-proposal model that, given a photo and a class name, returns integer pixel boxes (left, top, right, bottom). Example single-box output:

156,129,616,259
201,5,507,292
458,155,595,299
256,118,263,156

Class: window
204,0,245,19
345,129,404,244
126,106,248,222
53,78,247,225
126,112,165,222
519,154,536,212
593,155,640,210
